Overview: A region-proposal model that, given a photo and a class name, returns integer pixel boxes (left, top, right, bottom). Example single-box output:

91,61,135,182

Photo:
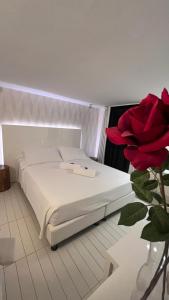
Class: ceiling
0,0,169,106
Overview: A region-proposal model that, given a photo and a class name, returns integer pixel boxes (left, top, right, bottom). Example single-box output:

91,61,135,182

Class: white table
88,222,149,300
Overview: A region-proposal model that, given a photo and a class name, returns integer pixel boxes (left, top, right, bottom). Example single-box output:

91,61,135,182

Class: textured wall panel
0,88,100,157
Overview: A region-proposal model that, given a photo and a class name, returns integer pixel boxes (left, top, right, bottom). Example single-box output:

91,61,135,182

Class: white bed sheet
19,159,132,238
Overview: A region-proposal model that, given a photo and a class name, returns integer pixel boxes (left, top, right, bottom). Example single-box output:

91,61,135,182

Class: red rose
106,89,169,170
162,88,169,105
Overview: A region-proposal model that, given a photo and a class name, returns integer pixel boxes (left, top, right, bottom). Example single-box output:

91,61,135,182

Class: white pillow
23,146,62,166
58,146,88,161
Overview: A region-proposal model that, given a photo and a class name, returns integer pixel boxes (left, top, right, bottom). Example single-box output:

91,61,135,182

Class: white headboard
2,125,81,181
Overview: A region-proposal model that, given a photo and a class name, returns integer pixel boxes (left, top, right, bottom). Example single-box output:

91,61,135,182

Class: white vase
131,242,169,300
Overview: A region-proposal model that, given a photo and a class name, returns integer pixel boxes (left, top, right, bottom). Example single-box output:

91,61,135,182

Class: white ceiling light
0,81,104,109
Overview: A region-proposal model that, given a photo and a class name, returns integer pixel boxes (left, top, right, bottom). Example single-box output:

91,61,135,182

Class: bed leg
51,244,58,251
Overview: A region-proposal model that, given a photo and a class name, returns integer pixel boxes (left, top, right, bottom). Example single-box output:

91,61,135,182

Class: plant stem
140,242,168,299
159,171,167,212
162,243,169,299
159,170,168,299
151,169,161,186
140,255,169,300
140,170,169,300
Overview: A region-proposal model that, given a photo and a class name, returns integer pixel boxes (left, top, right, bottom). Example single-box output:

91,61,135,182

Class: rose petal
135,124,166,144
161,88,169,105
139,94,166,132
129,114,145,135
121,130,134,138
124,147,168,171
119,99,161,136
143,99,163,132
106,127,127,145
118,106,145,134
118,110,131,132
139,129,169,152
140,93,159,106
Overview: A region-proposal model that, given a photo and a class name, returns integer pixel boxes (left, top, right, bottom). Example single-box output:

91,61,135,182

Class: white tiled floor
0,184,128,300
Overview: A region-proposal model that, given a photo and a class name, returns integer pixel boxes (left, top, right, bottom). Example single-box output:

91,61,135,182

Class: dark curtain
104,105,135,173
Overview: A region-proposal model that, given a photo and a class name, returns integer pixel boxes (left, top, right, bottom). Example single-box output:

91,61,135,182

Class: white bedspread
19,159,132,238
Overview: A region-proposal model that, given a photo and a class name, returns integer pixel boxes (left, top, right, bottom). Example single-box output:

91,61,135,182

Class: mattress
19,158,132,237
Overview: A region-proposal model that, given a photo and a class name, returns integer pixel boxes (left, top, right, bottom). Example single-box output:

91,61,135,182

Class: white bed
2,125,135,250
19,157,134,249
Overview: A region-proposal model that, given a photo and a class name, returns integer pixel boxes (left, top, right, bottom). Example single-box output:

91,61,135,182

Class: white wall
0,88,103,163
97,107,110,163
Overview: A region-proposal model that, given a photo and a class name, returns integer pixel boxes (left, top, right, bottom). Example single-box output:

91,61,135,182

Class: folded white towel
60,162,81,170
73,166,96,178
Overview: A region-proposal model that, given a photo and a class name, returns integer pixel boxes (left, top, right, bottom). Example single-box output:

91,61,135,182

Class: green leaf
151,192,164,204
118,202,148,226
130,170,150,185
132,183,153,203
141,222,169,242
163,174,169,186
143,180,158,190
151,206,169,233
146,207,155,221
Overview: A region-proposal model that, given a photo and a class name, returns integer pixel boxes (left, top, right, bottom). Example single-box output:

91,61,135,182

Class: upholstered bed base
46,192,135,250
